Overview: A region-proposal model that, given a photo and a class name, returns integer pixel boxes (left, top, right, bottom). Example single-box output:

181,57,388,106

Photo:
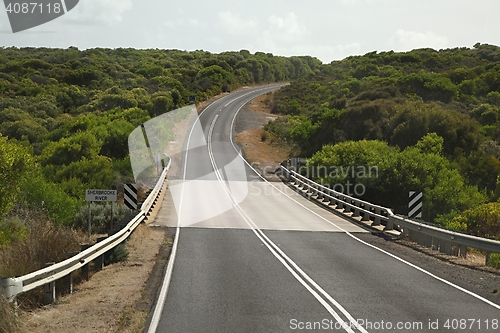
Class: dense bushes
0,47,315,235
307,135,486,222
448,202,500,240
264,44,500,234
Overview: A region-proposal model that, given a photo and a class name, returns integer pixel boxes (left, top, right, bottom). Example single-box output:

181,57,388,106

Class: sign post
87,201,91,238
85,190,118,237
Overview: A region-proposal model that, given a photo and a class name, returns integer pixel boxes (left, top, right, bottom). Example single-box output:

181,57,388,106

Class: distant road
150,85,500,333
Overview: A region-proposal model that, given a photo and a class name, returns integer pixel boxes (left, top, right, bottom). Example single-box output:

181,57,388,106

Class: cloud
388,29,448,51
265,12,308,42
218,11,258,35
254,12,308,52
65,0,133,25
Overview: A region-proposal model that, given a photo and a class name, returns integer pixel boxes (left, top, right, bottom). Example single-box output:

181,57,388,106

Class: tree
1,119,48,143
389,101,481,155
415,132,444,155
40,131,101,166
0,134,32,216
449,202,500,240
308,138,486,221
20,172,80,225
150,93,173,117
101,119,135,159
54,156,115,192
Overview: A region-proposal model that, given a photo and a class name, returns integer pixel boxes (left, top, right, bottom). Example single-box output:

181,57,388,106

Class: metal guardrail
281,165,500,264
1,160,170,303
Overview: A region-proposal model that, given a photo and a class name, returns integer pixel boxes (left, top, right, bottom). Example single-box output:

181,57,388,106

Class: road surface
149,85,500,332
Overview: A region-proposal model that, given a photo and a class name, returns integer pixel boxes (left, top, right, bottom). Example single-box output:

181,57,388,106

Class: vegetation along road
1,45,500,332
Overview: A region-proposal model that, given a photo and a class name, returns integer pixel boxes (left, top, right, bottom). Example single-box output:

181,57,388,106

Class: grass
0,296,23,333
0,207,84,308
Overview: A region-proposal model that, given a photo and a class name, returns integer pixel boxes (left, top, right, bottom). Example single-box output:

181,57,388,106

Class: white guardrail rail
280,164,500,264
1,161,170,303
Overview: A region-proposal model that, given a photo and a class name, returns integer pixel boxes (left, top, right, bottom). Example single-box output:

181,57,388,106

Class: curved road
149,86,500,332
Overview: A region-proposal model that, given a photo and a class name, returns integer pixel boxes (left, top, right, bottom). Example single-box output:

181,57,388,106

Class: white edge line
228,90,500,311
146,96,235,333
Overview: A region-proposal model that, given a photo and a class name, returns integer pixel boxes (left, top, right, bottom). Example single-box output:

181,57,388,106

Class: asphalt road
150,86,500,332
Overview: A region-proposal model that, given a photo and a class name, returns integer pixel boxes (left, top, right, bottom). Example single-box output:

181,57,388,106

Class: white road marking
227,93,500,311
208,103,367,332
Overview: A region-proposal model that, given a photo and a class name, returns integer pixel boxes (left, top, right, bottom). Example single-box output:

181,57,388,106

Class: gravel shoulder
21,224,172,333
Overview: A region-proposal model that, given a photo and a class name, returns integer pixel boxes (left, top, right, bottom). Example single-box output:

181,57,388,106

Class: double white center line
207,113,368,333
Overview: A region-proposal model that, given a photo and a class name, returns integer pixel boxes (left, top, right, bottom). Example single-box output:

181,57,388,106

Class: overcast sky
1,0,499,63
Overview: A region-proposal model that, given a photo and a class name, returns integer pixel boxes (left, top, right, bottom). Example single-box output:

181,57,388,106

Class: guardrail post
361,204,370,221
326,190,335,206
431,238,439,251
94,237,107,271
343,199,351,213
80,243,91,280
486,252,491,265
61,252,79,295
293,176,299,187
372,208,381,226
352,202,360,218
417,232,425,245
44,262,56,304
439,239,447,254
317,186,324,201
423,235,433,248
384,217,393,230
408,230,416,242
336,196,344,210
459,245,467,258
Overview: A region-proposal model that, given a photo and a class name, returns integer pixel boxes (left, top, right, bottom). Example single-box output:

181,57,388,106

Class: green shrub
0,217,26,248
448,201,500,240
104,242,129,265
487,253,500,269
74,203,128,234
19,173,80,226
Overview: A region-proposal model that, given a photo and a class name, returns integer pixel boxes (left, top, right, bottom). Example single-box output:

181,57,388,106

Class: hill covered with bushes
265,43,500,231
0,47,319,242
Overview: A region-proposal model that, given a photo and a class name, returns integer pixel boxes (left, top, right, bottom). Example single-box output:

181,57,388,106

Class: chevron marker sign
408,191,423,219
4,0,79,33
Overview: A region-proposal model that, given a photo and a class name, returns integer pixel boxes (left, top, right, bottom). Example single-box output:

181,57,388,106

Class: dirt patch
235,92,291,181
20,224,172,333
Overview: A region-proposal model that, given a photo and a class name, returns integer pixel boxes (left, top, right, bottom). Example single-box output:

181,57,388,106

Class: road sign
86,189,117,202
189,95,196,102
124,184,138,209
408,191,423,218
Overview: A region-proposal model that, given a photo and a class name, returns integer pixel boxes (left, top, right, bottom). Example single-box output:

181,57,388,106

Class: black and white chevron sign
408,191,423,219
124,183,137,210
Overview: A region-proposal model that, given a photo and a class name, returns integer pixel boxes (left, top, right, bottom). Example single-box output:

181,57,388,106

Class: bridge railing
281,165,500,264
